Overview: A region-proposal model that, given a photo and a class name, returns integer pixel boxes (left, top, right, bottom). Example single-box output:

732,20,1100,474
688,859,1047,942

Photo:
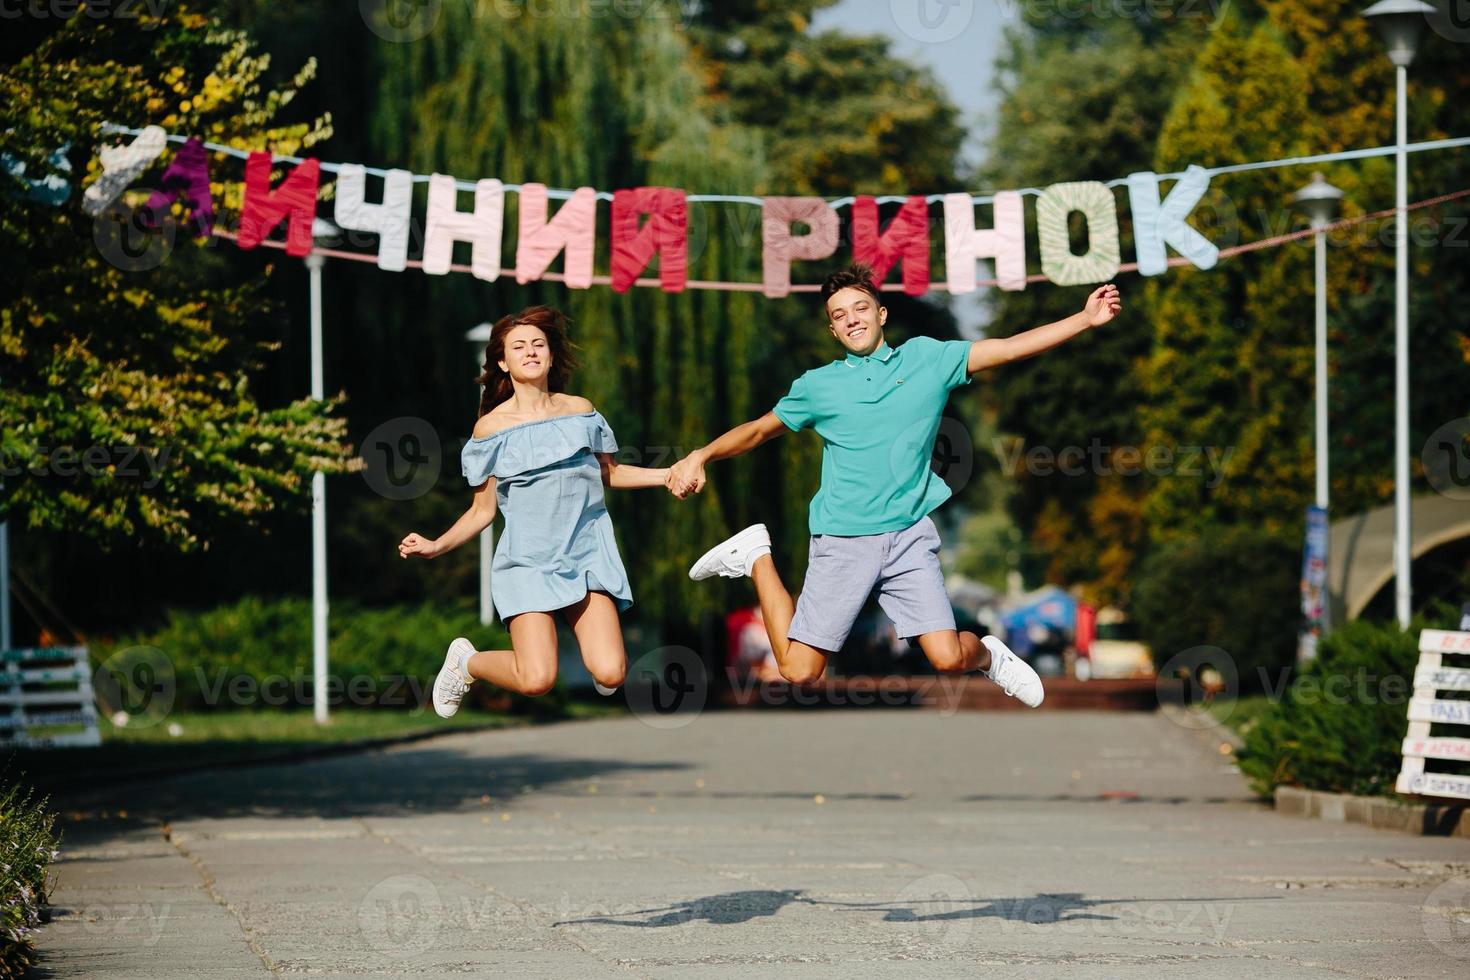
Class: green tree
0,6,357,553
1141,16,1316,539
977,14,1210,604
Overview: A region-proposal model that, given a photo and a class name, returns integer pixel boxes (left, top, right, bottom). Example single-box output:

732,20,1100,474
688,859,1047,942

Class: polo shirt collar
843,340,896,367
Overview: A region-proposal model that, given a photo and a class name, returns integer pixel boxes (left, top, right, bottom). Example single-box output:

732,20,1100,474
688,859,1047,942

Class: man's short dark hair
821,264,882,307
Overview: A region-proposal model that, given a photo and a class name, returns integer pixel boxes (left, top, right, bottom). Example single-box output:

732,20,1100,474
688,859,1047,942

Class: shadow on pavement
40,744,690,826
553,888,1278,928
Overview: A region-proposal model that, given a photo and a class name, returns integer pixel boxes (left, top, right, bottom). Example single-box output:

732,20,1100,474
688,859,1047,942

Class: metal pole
467,327,495,626
307,253,329,723
1314,225,1330,632
479,526,494,626
0,521,10,650
1393,63,1412,628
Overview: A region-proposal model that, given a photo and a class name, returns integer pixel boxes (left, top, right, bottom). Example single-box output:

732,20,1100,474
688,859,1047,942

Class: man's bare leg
913,629,991,673
749,554,830,684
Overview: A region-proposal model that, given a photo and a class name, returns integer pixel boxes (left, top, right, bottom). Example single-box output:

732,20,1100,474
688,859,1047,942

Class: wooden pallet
0,646,101,749
1396,629,1470,799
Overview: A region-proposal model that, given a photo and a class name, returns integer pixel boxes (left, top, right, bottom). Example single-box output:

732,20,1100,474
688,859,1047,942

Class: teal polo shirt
772,335,973,536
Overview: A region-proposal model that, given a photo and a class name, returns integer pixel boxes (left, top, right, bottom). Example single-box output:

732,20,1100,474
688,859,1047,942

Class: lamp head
1291,172,1345,229
1361,0,1437,67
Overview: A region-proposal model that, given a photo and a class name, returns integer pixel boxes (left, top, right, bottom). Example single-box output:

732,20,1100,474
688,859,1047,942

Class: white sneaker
981,635,1044,707
432,637,476,718
688,524,772,581
593,681,619,696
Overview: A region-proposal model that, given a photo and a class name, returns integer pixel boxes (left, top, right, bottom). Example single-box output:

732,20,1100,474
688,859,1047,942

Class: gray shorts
787,515,955,652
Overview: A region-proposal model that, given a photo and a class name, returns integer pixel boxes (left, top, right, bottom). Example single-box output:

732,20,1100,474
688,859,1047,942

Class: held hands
665,452,707,499
1084,283,1122,327
398,532,439,559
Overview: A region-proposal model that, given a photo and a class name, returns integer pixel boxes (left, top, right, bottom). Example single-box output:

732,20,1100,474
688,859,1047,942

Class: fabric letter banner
516,183,597,288
943,191,1026,294
852,195,930,296
334,164,413,272
82,125,167,216
1035,181,1121,286
142,136,214,238
761,196,839,298
1126,165,1219,276
238,152,321,257
610,187,687,293
422,174,504,280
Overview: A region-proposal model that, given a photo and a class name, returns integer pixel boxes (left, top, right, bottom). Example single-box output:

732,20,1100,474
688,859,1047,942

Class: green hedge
90,597,565,715
1133,526,1299,692
0,783,58,979
1234,614,1466,798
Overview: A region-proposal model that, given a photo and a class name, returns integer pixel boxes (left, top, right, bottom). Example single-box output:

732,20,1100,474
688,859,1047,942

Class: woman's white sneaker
981,635,1044,707
688,524,772,580
433,637,476,718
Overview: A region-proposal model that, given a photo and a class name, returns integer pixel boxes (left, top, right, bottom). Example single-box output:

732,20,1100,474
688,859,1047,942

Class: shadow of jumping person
553,889,808,927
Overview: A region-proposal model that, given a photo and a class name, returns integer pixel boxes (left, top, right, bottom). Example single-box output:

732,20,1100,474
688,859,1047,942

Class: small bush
1133,526,1299,691
0,783,59,979
1234,614,1462,798
89,596,565,715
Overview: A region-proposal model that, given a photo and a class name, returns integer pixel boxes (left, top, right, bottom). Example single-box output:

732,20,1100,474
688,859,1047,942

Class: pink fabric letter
943,191,1026,294
762,197,839,298
852,195,930,296
238,152,321,257
610,187,687,293
516,183,597,288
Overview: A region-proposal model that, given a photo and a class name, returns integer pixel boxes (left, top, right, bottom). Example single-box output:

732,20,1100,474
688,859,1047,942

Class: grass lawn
2,702,623,794
1204,694,1276,740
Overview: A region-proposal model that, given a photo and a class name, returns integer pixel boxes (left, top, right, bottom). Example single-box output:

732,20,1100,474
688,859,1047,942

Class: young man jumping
667,265,1122,705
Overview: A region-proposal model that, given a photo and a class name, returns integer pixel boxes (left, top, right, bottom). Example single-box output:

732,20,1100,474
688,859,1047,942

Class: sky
810,0,1020,172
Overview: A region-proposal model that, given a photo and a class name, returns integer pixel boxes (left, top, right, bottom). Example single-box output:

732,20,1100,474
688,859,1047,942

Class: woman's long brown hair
476,306,581,418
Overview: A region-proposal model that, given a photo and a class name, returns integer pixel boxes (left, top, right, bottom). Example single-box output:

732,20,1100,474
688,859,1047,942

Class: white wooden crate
1396,629,1470,799
0,646,101,748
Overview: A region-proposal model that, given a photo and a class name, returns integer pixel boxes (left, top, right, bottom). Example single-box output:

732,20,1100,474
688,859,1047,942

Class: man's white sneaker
593,681,619,696
688,524,772,581
981,635,1044,708
432,637,476,718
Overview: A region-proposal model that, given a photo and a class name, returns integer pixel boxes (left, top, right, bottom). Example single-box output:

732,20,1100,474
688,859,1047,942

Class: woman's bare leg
563,590,627,689
463,612,559,696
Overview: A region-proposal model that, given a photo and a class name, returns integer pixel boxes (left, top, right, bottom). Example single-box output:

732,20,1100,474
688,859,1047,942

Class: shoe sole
689,524,769,581
434,637,476,718
981,635,1045,708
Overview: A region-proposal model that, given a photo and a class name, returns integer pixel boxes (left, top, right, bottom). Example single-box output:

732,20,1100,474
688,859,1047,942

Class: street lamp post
308,218,340,724
466,322,495,627
1291,173,1344,645
0,519,9,650
1362,0,1435,629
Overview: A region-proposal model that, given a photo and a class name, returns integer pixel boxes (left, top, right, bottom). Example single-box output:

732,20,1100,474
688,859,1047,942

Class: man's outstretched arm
965,283,1122,375
667,412,788,498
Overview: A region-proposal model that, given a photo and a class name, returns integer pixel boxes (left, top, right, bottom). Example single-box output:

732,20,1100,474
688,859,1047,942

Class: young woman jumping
397,305,669,716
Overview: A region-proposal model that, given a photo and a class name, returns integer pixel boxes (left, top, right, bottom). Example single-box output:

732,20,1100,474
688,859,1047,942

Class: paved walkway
38,710,1470,977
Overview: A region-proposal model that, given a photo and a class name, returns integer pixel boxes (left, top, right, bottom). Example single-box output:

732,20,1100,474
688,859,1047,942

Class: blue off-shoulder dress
460,410,634,623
